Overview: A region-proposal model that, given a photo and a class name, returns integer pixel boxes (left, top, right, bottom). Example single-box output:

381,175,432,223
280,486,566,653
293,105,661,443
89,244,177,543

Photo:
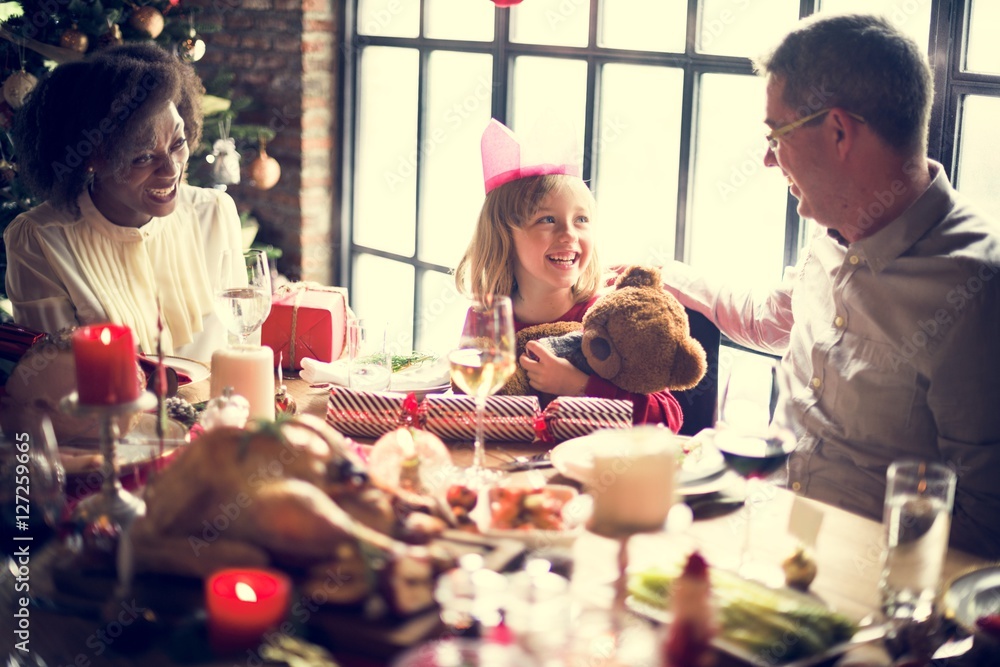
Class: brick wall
192,0,340,285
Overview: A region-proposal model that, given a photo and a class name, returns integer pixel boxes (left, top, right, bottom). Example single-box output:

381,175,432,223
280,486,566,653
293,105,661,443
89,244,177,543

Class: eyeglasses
765,108,866,150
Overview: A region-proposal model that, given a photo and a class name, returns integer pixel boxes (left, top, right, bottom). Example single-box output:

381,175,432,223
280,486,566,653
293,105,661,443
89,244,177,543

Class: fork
498,451,552,472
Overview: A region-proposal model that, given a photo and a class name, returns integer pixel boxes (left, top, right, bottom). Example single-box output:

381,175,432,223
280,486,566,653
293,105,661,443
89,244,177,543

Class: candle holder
61,390,158,536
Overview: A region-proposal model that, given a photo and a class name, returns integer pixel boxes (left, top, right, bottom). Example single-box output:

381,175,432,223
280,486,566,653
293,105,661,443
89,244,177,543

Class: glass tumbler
879,460,957,623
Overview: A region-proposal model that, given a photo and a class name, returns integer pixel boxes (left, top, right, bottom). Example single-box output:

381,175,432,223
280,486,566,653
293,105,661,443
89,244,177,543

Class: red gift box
261,283,348,370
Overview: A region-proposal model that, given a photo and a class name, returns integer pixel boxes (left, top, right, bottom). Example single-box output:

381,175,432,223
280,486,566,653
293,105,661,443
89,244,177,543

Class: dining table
0,374,991,667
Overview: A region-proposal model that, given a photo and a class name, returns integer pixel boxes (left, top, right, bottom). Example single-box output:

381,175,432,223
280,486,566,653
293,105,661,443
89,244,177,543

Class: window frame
338,0,1000,348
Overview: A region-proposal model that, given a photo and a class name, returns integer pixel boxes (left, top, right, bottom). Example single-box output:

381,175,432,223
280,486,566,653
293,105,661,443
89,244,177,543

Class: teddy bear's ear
614,265,662,291
667,337,708,391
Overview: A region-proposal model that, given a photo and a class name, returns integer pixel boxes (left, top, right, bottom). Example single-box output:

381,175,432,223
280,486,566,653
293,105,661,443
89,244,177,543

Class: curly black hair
12,42,205,215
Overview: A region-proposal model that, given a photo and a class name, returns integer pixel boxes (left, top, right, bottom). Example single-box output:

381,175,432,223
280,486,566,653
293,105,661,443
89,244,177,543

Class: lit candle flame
100,327,111,345
234,582,258,602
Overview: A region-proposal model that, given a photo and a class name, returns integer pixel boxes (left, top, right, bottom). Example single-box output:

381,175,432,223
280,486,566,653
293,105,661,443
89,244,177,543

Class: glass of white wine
448,295,516,486
215,249,272,345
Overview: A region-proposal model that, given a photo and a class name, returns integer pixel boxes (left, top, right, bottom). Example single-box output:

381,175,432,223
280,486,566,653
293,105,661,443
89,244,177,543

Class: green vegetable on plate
629,565,856,663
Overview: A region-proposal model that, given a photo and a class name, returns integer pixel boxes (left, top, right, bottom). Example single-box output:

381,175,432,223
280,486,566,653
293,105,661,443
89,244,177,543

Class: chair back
673,308,720,436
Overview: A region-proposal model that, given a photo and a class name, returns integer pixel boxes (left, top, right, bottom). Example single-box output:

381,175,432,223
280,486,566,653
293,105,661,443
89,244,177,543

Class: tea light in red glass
205,569,291,655
72,324,141,405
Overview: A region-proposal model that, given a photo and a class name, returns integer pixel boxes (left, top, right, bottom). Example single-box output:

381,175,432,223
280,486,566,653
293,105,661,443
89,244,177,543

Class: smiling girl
454,120,683,430
5,43,243,362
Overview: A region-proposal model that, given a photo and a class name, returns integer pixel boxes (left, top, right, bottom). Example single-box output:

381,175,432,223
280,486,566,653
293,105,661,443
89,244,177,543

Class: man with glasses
662,13,1000,557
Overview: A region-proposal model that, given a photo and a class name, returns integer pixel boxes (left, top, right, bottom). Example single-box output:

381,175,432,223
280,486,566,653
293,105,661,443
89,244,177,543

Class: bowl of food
484,483,588,549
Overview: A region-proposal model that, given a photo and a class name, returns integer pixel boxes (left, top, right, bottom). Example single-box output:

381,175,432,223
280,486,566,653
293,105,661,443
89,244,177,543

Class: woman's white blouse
4,184,244,363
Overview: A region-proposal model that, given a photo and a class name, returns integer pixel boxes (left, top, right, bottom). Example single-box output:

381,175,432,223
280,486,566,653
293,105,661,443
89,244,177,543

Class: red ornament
491,0,524,6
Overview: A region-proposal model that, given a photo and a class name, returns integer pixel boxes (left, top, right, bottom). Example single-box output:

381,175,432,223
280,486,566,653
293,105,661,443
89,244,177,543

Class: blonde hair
454,174,602,303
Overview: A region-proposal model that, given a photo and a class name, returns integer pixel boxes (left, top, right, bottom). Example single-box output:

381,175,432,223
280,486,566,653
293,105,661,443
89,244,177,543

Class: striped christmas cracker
544,396,632,441
326,386,406,439
423,394,540,442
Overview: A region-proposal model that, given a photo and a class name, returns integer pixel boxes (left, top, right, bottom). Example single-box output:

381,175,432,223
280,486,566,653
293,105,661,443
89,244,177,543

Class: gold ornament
249,141,281,190
129,6,165,39
3,71,38,110
180,36,206,62
60,24,89,53
99,23,124,49
275,385,296,416
0,158,16,183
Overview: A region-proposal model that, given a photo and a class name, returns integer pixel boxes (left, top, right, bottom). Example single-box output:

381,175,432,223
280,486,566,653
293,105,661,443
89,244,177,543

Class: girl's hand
521,341,589,396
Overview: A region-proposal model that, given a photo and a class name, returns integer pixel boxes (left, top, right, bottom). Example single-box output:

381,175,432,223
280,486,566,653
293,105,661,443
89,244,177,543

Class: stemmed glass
448,295,516,487
714,358,796,584
0,410,66,575
215,248,272,346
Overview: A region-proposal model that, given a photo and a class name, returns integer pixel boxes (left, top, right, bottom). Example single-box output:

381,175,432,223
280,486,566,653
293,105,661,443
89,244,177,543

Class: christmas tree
0,0,277,305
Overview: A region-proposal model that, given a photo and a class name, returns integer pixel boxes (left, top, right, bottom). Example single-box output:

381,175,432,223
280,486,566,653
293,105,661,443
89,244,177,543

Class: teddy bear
497,265,707,404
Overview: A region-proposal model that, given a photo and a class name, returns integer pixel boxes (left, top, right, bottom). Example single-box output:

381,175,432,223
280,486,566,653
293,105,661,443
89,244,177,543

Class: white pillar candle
210,345,276,422
586,426,680,538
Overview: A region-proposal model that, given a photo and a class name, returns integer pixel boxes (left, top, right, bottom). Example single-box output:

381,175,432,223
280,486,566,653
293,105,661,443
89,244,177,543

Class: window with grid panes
342,0,1000,393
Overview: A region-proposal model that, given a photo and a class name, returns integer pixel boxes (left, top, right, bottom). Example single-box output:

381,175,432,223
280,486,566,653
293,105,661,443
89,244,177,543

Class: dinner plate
163,356,210,385
403,383,451,400
626,596,883,667
942,564,1000,633
550,430,727,488
59,415,188,478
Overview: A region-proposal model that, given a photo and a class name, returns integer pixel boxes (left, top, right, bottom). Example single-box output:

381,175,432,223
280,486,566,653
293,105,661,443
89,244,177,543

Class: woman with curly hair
4,42,243,362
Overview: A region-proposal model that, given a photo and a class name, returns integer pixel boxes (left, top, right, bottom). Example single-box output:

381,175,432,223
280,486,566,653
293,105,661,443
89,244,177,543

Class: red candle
205,569,291,655
72,324,141,405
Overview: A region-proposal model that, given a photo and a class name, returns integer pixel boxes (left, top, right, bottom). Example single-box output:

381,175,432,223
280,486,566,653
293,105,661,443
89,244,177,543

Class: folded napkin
301,355,450,392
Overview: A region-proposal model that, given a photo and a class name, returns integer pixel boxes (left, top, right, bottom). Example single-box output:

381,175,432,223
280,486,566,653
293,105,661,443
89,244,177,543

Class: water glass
879,460,956,622
347,319,391,391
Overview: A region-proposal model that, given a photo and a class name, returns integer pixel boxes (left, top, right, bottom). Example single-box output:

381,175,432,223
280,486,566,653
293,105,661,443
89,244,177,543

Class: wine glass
215,249,272,346
714,357,796,584
448,295,516,487
0,410,66,576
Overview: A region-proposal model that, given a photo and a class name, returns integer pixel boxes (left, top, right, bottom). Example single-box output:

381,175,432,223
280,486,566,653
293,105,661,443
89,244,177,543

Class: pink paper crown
481,119,581,194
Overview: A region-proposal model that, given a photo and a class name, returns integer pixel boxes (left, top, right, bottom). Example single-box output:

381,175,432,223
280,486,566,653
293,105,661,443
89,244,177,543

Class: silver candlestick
61,391,157,537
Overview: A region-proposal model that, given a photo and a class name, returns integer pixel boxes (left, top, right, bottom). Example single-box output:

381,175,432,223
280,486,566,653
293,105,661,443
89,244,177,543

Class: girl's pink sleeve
584,376,684,433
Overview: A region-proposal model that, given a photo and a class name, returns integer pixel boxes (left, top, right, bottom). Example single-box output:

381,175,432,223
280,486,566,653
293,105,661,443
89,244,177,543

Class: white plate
627,596,881,667
163,356,210,385
550,430,727,488
404,383,451,400
943,564,1000,633
677,468,743,497
60,415,187,478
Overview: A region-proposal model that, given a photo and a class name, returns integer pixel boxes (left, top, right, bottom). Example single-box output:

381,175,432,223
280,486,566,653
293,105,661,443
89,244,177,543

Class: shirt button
834,315,844,327
792,482,802,492
848,255,860,265
810,377,821,389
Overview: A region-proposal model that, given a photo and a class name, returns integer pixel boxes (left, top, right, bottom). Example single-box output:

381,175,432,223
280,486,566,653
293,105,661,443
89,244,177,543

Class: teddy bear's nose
589,336,612,361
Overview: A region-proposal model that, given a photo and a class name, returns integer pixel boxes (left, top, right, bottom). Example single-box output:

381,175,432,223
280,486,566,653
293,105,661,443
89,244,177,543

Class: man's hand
521,341,589,396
